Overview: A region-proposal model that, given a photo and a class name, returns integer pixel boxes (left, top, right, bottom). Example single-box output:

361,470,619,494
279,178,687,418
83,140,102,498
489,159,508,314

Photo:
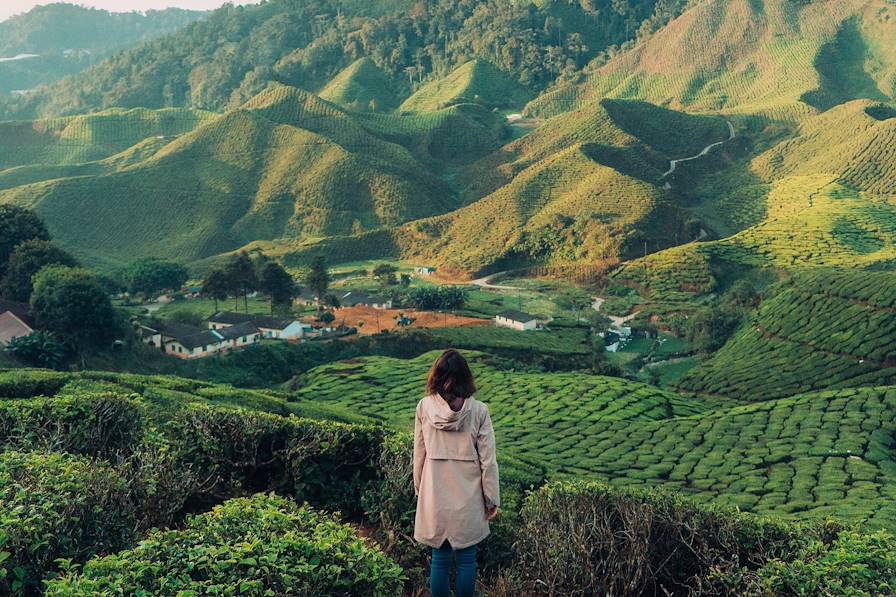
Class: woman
414,349,500,597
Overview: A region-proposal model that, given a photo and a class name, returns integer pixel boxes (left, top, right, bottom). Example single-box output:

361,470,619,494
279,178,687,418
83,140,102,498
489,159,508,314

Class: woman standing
414,349,500,597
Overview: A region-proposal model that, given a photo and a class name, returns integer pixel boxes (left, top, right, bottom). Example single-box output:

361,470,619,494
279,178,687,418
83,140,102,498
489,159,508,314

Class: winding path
662,120,735,178
470,272,518,290
592,297,639,328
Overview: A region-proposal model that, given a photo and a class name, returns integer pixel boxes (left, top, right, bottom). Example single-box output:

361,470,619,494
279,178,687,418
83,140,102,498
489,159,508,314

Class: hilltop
0,85,507,269
527,0,896,121
0,4,204,94
318,58,400,112
399,59,531,112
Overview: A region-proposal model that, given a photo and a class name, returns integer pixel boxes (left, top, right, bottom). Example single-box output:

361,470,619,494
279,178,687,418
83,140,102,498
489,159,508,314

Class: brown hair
427,349,476,402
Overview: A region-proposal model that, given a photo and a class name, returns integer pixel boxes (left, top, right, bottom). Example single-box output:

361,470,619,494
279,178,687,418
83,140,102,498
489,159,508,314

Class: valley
1,0,896,594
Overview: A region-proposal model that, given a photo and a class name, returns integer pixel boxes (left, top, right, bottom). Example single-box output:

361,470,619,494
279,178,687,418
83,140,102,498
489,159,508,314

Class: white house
208,312,309,340
341,291,393,310
495,310,538,331
0,300,33,346
414,266,436,276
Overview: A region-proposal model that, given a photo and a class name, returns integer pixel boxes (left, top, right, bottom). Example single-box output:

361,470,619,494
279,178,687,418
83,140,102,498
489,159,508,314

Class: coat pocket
425,428,478,461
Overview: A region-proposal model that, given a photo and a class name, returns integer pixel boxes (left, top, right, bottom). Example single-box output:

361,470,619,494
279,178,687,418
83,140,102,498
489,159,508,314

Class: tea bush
721,530,896,596
45,493,405,596
0,451,134,595
515,480,841,596
0,392,143,459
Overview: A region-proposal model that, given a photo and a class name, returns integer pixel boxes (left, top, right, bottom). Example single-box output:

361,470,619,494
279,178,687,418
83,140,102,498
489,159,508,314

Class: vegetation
0,4,204,95
0,240,77,302
0,369,893,595
29,266,118,355
46,494,405,596
120,258,188,297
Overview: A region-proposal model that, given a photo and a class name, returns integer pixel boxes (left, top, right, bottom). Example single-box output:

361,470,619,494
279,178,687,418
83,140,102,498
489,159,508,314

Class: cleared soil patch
333,306,489,335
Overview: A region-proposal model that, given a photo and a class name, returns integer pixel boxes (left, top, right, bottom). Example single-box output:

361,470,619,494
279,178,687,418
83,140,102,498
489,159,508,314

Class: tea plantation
2,366,894,595
679,269,896,400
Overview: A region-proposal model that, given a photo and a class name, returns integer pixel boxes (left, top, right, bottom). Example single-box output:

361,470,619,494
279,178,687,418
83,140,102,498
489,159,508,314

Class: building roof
496,309,538,323
139,325,159,339
158,322,223,350
0,299,31,326
342,291,390,306
217,321,260,341
208,311,256,325
252,315,295,330
0,311,33,344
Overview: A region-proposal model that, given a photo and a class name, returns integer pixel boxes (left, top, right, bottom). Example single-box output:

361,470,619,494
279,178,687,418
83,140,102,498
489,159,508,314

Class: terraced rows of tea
679,269,896,400
575,386,896,529
293,351,896,528
616,177,896,300
292,351,707,465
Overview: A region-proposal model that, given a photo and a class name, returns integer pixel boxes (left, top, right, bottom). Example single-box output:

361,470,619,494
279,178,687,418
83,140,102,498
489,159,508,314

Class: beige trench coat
413,394,500,549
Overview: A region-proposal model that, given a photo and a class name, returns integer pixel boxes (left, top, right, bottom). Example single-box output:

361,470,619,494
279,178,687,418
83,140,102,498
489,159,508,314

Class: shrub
3,331,68,369
729,530,896,596
45,493,405,596
515,480,840,596
0,393,144,459
0,451,134,594
169,405,386,517
0,370,69,399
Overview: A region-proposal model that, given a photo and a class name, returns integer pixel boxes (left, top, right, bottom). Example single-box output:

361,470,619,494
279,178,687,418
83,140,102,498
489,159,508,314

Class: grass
423,326,592,357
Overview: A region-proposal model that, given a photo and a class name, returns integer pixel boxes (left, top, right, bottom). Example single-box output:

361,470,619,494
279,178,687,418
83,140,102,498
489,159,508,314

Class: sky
0,1,262,22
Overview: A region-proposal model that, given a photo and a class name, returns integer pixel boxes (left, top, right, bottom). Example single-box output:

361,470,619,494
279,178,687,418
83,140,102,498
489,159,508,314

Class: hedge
515,480,843,596
45,493,405,596
0,451,135,595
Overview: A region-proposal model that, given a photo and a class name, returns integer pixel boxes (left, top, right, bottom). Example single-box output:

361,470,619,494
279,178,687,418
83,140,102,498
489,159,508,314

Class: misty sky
1,1,262,22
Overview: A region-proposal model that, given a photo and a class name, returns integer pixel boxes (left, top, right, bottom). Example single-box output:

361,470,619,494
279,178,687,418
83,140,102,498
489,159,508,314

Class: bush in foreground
0,451,134,594
515,480,842,596
45,493,404,596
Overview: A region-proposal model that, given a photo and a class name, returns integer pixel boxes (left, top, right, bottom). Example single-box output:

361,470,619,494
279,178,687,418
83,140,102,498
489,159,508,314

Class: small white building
494,310,538,331
341,292,393,310
415,266,436,276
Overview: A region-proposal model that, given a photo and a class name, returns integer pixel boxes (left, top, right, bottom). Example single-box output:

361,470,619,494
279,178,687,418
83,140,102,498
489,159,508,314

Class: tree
323,293,341,309
201,267,230,312
121,258,188,297
304,256,330,312
3,331,67,369
319,311,336,325
0,240,77,302
685,307,742,353
0,205,49,277
372,263,398,286
259,260,297,314
720,280,759,313
30,266,116,356
408,286,467,310
399,273,411,287
224,252,257,312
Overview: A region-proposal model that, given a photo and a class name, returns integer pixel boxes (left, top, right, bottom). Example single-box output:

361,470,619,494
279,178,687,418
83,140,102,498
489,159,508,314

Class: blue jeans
430,541,477,597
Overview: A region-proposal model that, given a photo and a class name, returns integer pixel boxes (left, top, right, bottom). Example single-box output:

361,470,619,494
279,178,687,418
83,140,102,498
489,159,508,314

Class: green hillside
399,59,531,112
0,85,509,268
678,269,896,400
318,58,400,112
527,0,896,121
291,350,896,528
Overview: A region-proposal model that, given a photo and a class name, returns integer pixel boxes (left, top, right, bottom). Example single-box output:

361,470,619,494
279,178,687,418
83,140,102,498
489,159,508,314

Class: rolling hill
399,59,531,112
0,85,509,269
527,0,896,122
678,268,896,400
318,58,400,112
